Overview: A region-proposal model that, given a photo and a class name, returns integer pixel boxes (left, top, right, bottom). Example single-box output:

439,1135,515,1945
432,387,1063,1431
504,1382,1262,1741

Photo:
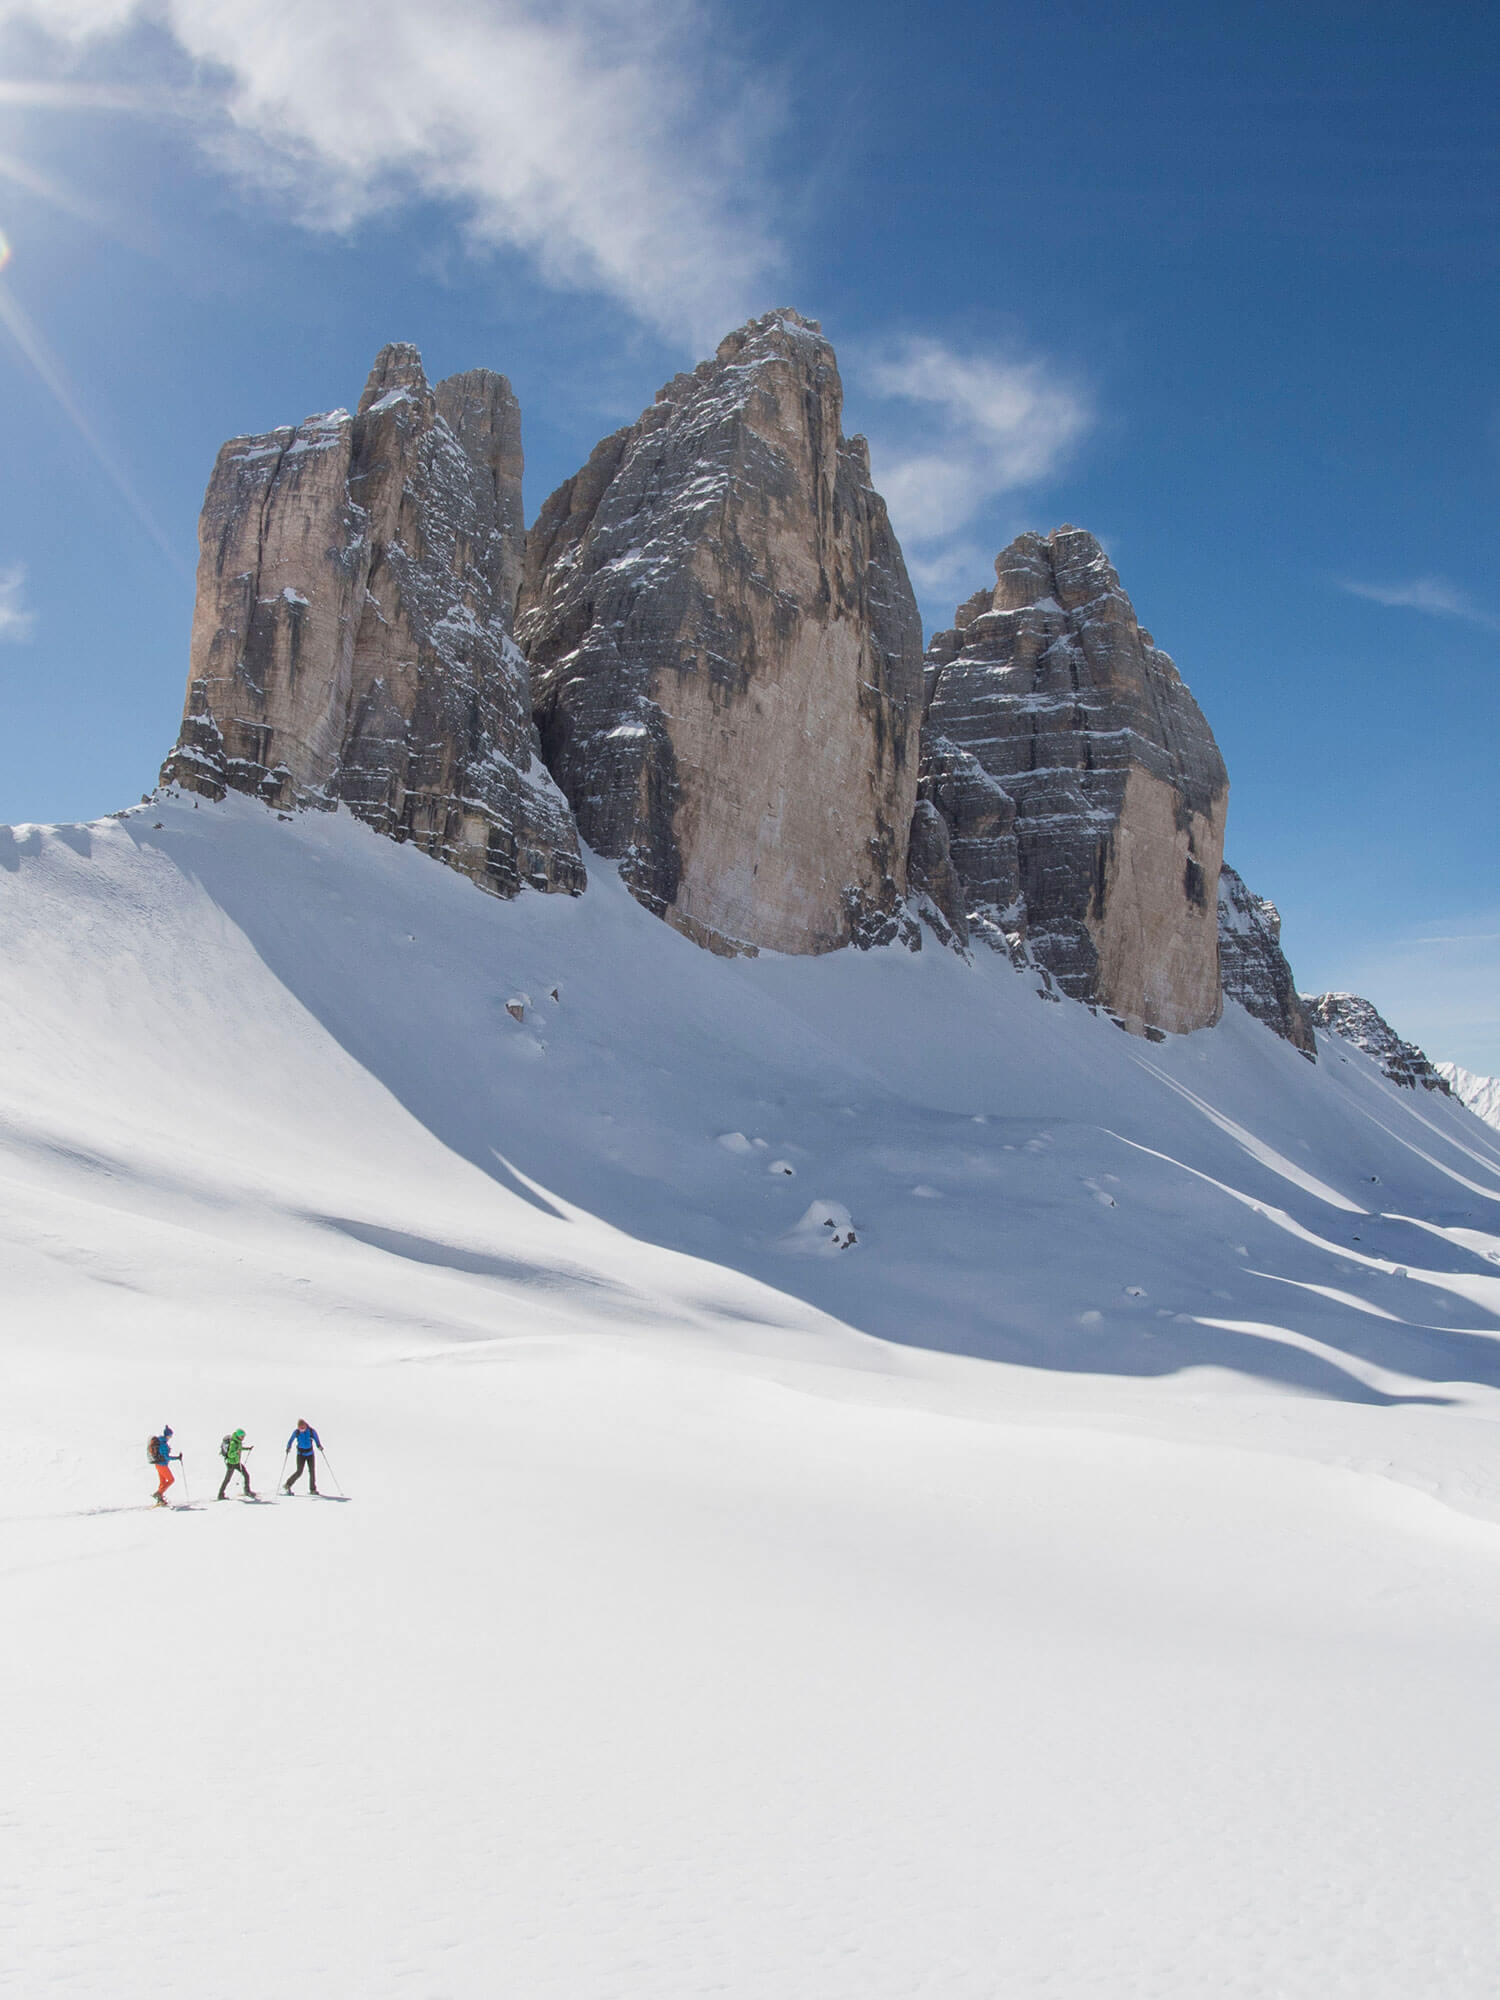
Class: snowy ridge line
1438,1061,1500,1135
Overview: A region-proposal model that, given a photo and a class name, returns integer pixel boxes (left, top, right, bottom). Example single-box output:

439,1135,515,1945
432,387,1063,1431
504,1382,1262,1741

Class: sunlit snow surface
4,793,1500,1997
1439,1059,1500,1135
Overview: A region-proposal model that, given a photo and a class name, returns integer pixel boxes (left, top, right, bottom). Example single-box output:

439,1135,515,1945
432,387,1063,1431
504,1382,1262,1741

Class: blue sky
1,0,1496,1069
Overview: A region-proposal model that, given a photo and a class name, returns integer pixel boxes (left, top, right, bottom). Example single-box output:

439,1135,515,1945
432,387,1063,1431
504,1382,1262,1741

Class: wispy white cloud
0,0,782,345
0,76,158,112
1337,575,1500,633
900,539,996,603
0,562,35,641
852,335,1091,608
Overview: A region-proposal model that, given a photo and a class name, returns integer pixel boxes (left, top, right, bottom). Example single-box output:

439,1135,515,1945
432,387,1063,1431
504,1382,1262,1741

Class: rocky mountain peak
1303,993,1451,1092
519,307,923,956
357,341,433,415
919,527,1229,1034
1435,1062,1500,1131
159,343,581,900
989,524,1109,614
712,305,824,362
152,319,1365,1075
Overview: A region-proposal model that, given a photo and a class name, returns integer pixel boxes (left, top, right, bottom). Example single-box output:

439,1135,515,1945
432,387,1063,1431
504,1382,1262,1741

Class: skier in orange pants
149,1426,179,1506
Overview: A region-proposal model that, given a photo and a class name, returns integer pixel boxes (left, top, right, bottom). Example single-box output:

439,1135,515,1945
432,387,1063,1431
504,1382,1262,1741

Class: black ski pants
218,1461,252,1499
286,1453,318,1493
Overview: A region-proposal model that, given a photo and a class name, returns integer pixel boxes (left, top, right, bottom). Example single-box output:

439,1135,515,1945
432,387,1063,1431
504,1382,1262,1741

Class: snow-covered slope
1438,1059,1500,1134
6,792,1500,1998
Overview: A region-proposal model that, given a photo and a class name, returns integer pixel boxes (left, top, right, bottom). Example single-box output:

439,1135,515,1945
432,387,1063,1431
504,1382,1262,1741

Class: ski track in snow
4,792,1500,1996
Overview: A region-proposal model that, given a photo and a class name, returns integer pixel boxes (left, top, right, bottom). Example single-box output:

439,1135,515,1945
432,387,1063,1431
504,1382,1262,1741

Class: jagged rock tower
920,527,1229,1035
157,319,1326,1059
160,343,583,899
1217,865,1316,1055
518,310,924,955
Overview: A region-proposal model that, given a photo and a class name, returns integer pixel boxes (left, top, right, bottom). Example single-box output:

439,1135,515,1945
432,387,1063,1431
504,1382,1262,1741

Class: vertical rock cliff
1217,865,1316,1055
921,528,1228,1035
160,344,583,900
518,310,924,955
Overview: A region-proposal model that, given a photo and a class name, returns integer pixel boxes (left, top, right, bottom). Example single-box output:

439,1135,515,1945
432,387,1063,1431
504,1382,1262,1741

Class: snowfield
1440,1059,1500,1135
5,791,1500,1997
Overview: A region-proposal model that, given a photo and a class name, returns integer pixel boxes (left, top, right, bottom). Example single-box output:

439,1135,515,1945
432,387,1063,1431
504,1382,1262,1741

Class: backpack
148,1435,164,1465
220,1434,234,1461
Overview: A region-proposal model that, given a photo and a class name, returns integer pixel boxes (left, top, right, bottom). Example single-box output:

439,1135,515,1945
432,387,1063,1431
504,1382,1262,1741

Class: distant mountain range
1438,1062,1500,1132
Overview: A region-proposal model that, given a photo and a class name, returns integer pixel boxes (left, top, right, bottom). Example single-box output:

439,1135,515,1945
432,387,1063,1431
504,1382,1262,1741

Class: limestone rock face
1304,993,1451,1092
1217,865,1316,1057
160,344,583,900
904,798,969,948
922,527,1228,1034
518,309,924,955
913,737,1021,950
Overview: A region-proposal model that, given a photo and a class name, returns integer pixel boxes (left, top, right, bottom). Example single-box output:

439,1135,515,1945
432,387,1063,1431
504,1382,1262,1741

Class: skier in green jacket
217,1428,256,1501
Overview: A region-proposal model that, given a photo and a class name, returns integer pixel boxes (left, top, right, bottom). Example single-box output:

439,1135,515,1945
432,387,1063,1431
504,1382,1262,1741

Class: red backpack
148,1435,165,1465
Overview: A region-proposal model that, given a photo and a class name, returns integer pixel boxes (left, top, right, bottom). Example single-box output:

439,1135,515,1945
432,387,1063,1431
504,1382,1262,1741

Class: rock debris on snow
781,1199,858,1253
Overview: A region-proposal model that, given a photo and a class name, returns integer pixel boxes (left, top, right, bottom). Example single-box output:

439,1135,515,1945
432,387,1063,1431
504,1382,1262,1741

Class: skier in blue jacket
284,1419,323,1494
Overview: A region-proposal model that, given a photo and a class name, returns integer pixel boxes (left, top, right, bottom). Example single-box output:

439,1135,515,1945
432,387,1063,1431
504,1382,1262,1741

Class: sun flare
0,229,10,275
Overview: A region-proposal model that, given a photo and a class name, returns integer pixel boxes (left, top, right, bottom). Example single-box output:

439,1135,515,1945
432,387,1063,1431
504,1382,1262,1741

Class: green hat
233,1428,245,1440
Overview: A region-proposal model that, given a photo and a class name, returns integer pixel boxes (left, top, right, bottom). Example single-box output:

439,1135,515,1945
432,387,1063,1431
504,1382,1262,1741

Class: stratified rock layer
1217,864,1316,1056
904,797,970,949
161,344,583,900
922,528,1228,1034
518,310,924,955
1304,993,1451,1092
913,738,1021,951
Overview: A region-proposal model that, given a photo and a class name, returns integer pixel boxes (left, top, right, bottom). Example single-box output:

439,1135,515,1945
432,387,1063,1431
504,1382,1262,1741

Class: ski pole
318,1450,346,1498
178,1455,190,1506
277,1448,291,1494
